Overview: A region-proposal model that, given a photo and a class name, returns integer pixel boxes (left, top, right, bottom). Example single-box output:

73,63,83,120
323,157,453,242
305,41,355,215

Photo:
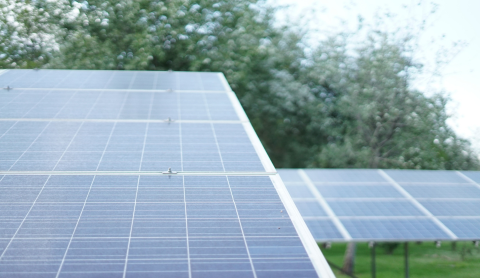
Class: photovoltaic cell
304,169,387,183
285,185,315,199
277,169,304,183
461,171,480,183
317,185,403,198
384,170,468,183
440,219,480,239
419,200,480,216
402,184,480,198
304,220,343,240
342,219,449,240
327,200,424,217
295,201,327,217
0,90,239,121
0,121,264,172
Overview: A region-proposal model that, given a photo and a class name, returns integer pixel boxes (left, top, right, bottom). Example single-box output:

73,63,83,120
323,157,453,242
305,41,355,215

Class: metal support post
405,242,409,278
370,242,376,278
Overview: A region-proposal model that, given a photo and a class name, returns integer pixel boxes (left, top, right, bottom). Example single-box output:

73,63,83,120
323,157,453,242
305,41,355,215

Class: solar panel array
279,169,480,242
0,70,333,278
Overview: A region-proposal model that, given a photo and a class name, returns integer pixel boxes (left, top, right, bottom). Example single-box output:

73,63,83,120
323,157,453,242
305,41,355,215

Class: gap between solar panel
162,167,177,174
0,170,278,176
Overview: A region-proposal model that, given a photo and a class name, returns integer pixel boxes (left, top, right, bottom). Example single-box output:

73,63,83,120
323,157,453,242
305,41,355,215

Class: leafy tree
306,31,479,170
0,0,74,68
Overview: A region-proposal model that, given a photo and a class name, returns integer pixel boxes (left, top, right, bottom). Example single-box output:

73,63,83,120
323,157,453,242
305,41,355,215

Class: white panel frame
218,73,335,278
299,169,353,241
379,169,458,240
270,174,336,278
457,171,480,190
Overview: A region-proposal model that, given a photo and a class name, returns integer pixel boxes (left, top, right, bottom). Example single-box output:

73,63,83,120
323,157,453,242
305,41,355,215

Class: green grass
319,242,480,278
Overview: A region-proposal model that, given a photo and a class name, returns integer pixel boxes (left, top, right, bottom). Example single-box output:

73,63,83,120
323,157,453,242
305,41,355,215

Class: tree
1,0,478,170
306,31,479,170
0,0,75,68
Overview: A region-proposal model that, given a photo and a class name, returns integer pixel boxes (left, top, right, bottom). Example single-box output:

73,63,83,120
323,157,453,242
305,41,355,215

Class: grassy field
319,242,480,278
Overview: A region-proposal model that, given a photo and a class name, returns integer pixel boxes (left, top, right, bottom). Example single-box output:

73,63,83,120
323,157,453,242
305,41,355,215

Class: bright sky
270,0,480,155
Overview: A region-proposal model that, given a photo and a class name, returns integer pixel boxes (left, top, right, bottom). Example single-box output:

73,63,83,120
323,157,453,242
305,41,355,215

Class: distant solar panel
0,70,333,278
279,169,480,242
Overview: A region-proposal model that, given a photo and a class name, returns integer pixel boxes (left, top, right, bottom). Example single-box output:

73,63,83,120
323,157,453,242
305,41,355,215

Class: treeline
1,0,478,169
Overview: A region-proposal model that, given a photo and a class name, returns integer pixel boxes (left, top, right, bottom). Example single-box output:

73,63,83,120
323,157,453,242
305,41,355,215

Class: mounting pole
369,242,376,278
405,242,409,278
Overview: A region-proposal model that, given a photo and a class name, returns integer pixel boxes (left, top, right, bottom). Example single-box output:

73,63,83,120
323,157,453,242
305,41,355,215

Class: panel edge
270,174,336,278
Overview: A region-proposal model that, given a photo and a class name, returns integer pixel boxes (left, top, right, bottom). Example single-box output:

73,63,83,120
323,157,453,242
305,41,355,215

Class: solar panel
0,70,333,278
279,169,480,242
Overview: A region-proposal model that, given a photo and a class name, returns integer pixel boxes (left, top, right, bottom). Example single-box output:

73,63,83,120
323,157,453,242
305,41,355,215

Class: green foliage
1,0,478,170
321,242,480,278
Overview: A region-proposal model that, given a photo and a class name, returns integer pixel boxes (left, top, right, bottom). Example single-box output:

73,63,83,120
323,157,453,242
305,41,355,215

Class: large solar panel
279,169,480,242
0,70,333,278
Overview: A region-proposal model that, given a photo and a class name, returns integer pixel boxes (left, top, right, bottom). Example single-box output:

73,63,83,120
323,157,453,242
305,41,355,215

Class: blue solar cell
461,171,480,183
304,220,344,240
317,185,403,198
285,185,315,198
384,170,468,183
0,121,265,172
440,219,480,239
341,219,450,240
420,200,480,216
236,203,287,218
0,92,237,121
277,169,304,183
401,184,480,198
304,169,386,183
328,200,424,216
295,201,327,217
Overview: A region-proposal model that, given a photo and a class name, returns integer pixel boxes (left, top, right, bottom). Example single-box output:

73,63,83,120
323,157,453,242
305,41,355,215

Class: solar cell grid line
218,74,274,173
55,176,96,278
378,169,458,240
0,89,25,111
201,77,258,277
94,92,130,171
121,103,154,278
6,88,104,172
298,169,352,241
52,90,106,171
0,121,18,141
8,121,53,171
457,171,480,190
123,176,141,278
0,175,52,261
